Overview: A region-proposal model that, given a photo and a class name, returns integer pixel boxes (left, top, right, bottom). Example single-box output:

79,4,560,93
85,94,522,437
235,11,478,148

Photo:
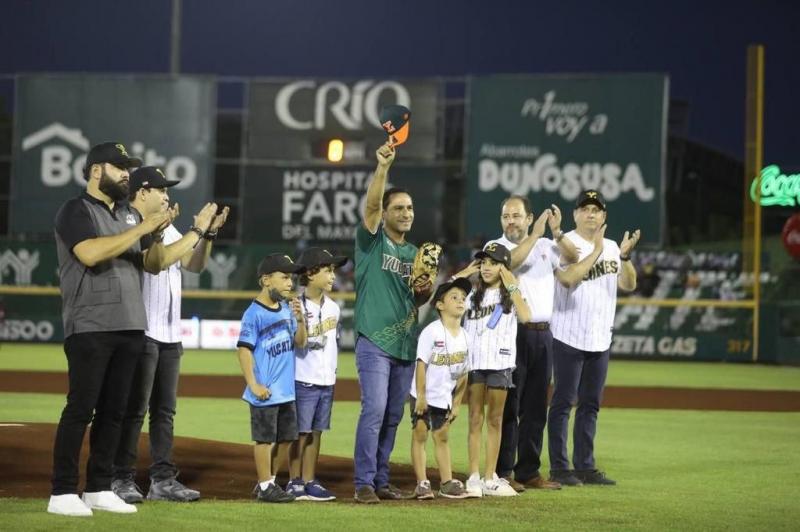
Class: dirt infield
0,423,419,501
2,371,800,411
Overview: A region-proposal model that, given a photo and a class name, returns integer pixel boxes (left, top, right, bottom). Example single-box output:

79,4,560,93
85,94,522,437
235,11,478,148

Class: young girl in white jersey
454,242,531,497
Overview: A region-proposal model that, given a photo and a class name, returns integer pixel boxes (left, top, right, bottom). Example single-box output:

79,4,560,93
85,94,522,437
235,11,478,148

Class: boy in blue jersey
237,254,308,503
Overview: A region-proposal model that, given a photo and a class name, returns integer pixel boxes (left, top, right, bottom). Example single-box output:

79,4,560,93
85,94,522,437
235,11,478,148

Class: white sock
259,479,274,490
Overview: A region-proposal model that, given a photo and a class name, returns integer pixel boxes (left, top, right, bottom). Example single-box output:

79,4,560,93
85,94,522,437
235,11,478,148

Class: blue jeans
547,338,609,472
353,335,415,490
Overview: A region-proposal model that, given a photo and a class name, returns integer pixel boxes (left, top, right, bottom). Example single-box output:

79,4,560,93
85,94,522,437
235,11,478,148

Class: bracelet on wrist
506,284,519,295
152,231,164,243
553,229,564,242
203,229,218,241
620,254,631,262
188,225,204,239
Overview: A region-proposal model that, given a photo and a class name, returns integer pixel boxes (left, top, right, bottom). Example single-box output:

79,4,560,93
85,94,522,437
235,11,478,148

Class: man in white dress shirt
488,195,577,491
112,166,229,503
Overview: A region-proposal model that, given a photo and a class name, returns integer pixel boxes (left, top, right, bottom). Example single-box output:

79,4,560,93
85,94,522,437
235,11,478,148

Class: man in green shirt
353,142,432,503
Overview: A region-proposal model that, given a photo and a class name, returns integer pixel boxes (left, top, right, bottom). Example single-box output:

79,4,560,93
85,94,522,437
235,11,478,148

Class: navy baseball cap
475,242,512,268
576,190,607,210
84,142,143,173
295,247,348,269
432,277,472,304
258,254,305,276
379,104,411,147
129,166,180,193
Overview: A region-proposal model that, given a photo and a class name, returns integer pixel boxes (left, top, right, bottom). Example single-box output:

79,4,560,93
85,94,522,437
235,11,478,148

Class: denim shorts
295,381,334,433
468,368,514,389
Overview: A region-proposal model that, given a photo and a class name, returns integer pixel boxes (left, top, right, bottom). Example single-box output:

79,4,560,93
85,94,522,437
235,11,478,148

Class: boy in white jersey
548,190,640,487
454,243,531,497
284,248,348,502
409,278,472,500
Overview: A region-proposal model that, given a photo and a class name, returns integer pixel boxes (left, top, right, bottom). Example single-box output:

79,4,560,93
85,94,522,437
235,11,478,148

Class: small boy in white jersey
410,278,473,500
284,248,348,502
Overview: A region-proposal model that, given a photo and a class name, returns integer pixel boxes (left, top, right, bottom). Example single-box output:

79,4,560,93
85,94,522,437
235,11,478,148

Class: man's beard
505,227,526,244
99,171,129,202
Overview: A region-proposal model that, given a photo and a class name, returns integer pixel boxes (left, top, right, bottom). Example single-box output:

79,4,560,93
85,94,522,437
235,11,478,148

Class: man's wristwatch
152,231,164,243
506,284,519,295
203,229,218,241
553,229,564,242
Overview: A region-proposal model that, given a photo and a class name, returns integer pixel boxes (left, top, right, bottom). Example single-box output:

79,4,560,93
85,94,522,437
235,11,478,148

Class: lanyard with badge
302,294,327,351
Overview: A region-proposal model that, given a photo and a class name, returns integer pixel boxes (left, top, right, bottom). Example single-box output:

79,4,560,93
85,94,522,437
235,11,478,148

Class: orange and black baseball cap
379,104,411,147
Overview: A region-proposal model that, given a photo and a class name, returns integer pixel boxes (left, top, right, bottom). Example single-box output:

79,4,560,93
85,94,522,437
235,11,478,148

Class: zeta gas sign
750,165,800,206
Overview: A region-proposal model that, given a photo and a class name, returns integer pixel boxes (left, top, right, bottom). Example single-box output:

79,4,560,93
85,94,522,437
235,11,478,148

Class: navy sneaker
304,479,336,501
576,469,617,485
285,478,309,501
549,470,584,487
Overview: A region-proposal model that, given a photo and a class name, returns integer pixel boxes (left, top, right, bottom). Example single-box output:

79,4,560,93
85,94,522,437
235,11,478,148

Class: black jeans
51,331,144,495
497,326,553,481
547,338,610,471
114,338,182,482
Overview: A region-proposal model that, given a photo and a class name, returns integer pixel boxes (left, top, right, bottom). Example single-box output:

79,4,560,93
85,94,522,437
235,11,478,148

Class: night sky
1,0,797,167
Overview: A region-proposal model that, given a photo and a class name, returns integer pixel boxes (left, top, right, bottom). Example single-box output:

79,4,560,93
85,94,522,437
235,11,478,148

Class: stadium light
327,139,344,162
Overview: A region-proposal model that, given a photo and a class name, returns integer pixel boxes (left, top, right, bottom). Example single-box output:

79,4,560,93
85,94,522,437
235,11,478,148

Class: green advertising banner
240,164,445,245
11,75,216,234
466,75,668,245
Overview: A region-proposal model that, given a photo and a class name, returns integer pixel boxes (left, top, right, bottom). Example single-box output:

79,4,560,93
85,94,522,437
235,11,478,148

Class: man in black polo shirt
47,142,172,517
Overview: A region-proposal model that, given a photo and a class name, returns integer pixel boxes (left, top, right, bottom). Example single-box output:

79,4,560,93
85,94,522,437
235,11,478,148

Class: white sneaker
465,472,483,498
47,494,93,517
482,474,518,497
82,491,138,513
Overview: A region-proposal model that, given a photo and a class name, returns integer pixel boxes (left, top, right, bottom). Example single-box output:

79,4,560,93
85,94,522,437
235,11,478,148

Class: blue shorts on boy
294,294,340,433
237,300,298,407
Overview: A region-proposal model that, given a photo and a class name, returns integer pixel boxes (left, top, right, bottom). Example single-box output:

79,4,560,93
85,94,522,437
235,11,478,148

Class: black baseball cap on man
432,277,472,304
576,189,607,210
475,242,512,268
129,166,181,193
84,142,143,174
257,254,306,276
295,247,348,269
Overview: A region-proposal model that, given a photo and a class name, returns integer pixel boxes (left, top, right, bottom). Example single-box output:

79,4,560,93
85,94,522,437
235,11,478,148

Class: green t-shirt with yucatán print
354,223,419,361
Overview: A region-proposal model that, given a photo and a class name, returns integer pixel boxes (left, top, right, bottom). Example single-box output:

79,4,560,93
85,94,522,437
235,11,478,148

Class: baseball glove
409,242,442,288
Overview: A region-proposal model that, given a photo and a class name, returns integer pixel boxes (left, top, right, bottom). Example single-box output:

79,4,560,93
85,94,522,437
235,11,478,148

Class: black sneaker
576,469,616,485
354,486,380,504
254,483,296,503
376,483,413,500
549,470,584,487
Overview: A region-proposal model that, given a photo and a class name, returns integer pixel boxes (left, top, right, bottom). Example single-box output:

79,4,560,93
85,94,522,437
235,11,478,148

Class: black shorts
468,368,514,389
249,401,298,443
409,397,450,432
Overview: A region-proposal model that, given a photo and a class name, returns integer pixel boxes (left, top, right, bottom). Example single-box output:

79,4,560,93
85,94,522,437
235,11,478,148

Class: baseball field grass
1,343,799,530
2,343,800,390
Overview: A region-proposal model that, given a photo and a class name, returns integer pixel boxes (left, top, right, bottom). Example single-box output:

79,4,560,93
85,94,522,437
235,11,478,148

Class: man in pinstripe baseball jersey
548,190,640,486
487,195,578,492
112,166,229,503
